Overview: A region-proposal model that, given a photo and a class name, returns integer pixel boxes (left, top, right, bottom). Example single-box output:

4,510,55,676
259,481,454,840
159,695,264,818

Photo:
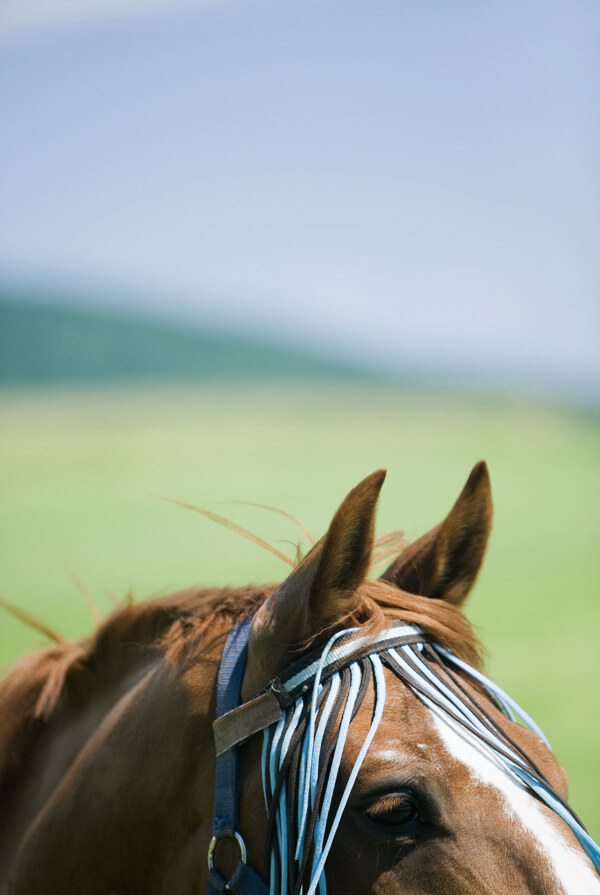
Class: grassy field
1,382,599,837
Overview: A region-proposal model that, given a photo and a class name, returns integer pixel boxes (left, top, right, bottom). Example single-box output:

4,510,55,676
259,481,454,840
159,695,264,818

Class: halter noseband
206,616,600,895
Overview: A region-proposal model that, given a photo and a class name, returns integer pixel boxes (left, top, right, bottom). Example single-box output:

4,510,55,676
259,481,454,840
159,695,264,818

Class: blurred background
0,0,599,836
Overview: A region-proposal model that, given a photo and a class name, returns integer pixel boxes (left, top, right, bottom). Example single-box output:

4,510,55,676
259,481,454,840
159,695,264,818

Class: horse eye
363,792,420,827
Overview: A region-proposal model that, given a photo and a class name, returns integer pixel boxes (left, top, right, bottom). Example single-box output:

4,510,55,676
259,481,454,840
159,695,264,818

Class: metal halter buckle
207,831,247,882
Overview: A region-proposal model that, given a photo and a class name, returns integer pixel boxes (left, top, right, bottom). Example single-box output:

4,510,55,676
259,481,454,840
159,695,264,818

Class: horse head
229,464,600,894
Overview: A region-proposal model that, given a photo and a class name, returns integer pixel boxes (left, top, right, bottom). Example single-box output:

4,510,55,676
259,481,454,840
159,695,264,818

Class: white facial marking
430,710,600,893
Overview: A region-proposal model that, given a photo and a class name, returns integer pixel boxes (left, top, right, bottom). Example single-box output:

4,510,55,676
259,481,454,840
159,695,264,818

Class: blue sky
1,0,598,397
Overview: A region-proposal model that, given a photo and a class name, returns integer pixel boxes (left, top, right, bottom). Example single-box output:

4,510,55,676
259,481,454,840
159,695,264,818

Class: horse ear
243,470,386,697
380,461,492,606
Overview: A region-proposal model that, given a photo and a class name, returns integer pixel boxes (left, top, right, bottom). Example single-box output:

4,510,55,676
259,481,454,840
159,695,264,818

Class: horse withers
0,463,598,893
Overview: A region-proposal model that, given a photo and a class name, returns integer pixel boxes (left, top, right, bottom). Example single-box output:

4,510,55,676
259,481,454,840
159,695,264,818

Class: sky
0,0,598,398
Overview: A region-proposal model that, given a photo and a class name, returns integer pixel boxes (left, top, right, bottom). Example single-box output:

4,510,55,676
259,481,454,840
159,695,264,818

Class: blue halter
207,617,600,895
206,615,269,895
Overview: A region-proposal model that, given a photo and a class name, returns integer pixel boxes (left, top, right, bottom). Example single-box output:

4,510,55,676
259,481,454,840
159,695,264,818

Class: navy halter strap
207,615,600,895
206,614,269,895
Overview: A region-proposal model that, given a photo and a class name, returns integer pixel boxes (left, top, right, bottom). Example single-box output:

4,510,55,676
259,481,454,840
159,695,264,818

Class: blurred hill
0,293,370,385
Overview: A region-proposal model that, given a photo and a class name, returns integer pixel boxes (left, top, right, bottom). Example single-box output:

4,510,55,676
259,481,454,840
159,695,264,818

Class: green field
1,383,599,837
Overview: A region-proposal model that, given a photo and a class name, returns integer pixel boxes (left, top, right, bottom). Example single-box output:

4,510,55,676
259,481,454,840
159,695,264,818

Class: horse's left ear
243,470,385,698
380,461,492,606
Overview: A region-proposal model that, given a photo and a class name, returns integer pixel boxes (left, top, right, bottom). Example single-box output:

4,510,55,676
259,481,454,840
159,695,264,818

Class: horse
0,462,599,894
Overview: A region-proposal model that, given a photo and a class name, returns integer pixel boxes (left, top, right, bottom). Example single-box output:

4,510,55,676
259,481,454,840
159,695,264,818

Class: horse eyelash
364,792,416,815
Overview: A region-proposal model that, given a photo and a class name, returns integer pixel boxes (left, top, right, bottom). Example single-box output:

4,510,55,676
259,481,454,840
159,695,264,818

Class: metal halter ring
207,830,248,873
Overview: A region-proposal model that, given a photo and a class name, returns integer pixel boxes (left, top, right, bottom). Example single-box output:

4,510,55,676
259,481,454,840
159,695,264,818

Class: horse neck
0,612,234,894
0,646,160,880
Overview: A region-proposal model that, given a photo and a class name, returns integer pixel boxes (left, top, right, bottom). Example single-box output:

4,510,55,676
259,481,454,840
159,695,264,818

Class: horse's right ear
380,462,492,607
242,470,385,699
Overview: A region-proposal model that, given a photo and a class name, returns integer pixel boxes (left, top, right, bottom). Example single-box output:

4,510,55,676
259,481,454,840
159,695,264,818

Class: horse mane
0,586,268,783
0,527,482,801
0,577,479,736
